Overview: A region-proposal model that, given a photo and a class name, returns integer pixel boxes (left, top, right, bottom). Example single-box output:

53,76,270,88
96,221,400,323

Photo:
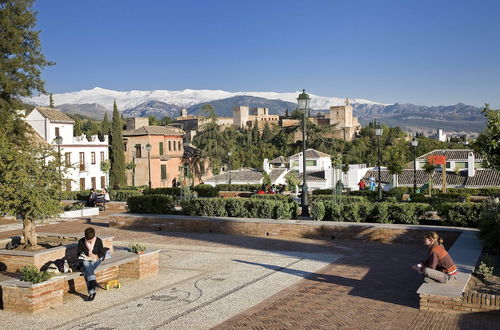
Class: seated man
88,189,97,207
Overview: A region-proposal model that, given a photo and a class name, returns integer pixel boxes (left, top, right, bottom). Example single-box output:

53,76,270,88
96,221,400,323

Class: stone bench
0,248,160,313
416,230,493,312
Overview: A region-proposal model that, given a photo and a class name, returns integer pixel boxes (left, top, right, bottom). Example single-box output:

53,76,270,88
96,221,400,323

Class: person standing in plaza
77,227,106,301
415,231,458,283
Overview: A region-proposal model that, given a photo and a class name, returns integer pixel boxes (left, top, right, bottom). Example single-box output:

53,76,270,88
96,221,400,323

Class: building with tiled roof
25,107,109,191
204,169,264,185
123,117,186,188
269,156,289,168
364,149,500,189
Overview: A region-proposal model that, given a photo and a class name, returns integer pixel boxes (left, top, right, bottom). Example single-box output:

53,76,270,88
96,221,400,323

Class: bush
386,187,414,200
370,203,390,223
216,184,261,192
479,202,500,254
143,187,181,196
19,265,54,284
110,190,141,201
128,243,146,254
475,261,494,280
436,202,485,227
310,202,326,220
61,190,91,201
387,203,420,224
180,198,296,220
193,184,219,197
127,195,175,214
62,202,85,211
252,194,294,203
309,195,368,203
448,188,500,197
312,189,333,195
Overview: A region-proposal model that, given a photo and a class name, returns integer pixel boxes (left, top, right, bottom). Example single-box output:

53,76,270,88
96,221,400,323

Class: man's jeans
82,259,101,294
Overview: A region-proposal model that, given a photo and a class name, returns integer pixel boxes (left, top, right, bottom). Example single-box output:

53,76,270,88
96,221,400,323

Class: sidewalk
0,215,499,329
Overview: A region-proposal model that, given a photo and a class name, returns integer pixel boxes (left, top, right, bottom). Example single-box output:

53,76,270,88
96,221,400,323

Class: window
79,178,85,190
91,152,96,164
173,141,176,151
65,152,71,166
200,162,205,175
124,143,127,151
446,162,451,169
161,165,167,180
91,177,96,189
101,176,106,189
135,144,142,158
178,141,181,151
159,142,164,155
55,127,60,137
168,141,172,151
305,160,317,166
100,151,105,162
79,152,85,171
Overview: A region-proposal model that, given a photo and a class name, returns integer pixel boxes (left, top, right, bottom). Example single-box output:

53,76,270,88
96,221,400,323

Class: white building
25,107,109,191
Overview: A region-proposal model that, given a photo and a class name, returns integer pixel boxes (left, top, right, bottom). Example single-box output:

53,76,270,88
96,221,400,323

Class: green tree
200,104,217,122
74,118,82,136
0,0,54,143
101,111,111,137
423,159,435,197
49,93,55,108
148,115,161,126
473,105,500,170
251,121,260,144
0,135,62,248
161,116,173,126
109,101,126,188
386,145,406,187
262,122,272,142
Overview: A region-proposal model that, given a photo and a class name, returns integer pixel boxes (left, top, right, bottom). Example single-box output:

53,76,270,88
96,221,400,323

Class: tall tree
473,105,500,170
49,93,54,108
109,101,126,188
100,111,111,137
0,0,54,142
0,0,58,248
262,122,272,142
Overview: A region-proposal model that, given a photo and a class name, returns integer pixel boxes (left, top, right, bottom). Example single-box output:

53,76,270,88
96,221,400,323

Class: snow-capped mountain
25,87,383,111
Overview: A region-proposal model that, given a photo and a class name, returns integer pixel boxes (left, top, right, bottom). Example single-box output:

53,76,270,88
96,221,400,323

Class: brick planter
119,250,159,279
1,277,64,313
420,291,500,313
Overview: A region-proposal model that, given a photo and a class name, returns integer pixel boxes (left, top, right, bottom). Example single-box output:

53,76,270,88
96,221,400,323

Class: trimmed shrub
143,187,181,196
216,184,261,192
110,189,141,201
252,194,294,203
370,203,391,223
193,184,219,197
448,188,500,197
61,190,91,201
312,189,333,195
309,195,368,203
310,202,325,221
436,202,485,227
387,203,420,224
225,199,250,218
20,265,54,284
127,194,175,214
479,202,500,254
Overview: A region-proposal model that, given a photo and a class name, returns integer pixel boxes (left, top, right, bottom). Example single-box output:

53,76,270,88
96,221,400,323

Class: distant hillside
57,103,108,120
187,95,298,117
122,100,182,118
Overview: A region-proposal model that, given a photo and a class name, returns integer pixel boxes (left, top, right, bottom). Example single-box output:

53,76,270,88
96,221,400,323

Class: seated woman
415,231,458,283
77,227,106,301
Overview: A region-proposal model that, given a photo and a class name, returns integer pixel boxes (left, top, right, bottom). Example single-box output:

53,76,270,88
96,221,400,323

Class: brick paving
1,215,500,329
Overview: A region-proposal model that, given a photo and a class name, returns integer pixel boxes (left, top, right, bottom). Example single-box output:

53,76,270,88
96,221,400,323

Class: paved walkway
0,216,499,329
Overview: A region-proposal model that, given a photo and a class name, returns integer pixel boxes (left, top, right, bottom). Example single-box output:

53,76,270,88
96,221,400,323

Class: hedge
216,184,261,192
252,194,295,203
143,187,181,196
410,193,470,205
436,202,485,227
311,201,432,224
447,188,500,197
180,198,297,219
309,195,368,203
479,202,500,254
127,195,175,214
193,184,219,197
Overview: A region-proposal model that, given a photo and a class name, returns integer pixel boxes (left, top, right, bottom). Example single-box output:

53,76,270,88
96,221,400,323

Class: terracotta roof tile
123,125,184,136
36,107,74,123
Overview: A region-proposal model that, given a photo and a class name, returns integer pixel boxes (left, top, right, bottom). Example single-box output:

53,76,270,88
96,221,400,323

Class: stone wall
2,278,64,313
420,292,500,313
119,250,159,279
108,215,461,245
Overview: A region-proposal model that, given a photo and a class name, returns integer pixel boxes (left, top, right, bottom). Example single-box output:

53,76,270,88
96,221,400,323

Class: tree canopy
473,105,500,170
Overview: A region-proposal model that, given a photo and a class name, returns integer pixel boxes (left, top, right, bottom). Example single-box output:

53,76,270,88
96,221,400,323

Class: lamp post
227,151,232,185
411,137,419,193
297,89,311,217
145,143,152,189
54,136,63,190
375,123,383,201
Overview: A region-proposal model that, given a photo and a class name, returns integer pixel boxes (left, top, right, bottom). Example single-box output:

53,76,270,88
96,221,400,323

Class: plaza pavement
0,217,499,329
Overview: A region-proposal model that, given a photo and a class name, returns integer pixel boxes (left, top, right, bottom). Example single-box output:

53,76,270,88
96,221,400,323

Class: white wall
25,110,47,139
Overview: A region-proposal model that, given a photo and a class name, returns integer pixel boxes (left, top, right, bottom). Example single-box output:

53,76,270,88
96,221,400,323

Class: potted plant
128,243,146,255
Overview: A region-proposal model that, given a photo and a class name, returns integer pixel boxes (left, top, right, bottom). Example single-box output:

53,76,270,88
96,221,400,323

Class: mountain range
24,87,486,135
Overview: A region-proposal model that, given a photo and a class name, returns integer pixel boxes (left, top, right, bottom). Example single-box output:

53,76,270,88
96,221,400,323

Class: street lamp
411,137,419,193
375,124,383,201
145,143,152,189
227,151,232,185
297,89,311,217
54,136,63,190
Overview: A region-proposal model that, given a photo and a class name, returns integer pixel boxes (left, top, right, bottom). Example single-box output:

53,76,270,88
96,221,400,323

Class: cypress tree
262,122,272,142
109,101,126,188
101,111,111,137
49,93,54,108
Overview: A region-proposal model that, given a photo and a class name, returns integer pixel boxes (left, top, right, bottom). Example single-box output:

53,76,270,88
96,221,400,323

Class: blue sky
34,0,500,106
